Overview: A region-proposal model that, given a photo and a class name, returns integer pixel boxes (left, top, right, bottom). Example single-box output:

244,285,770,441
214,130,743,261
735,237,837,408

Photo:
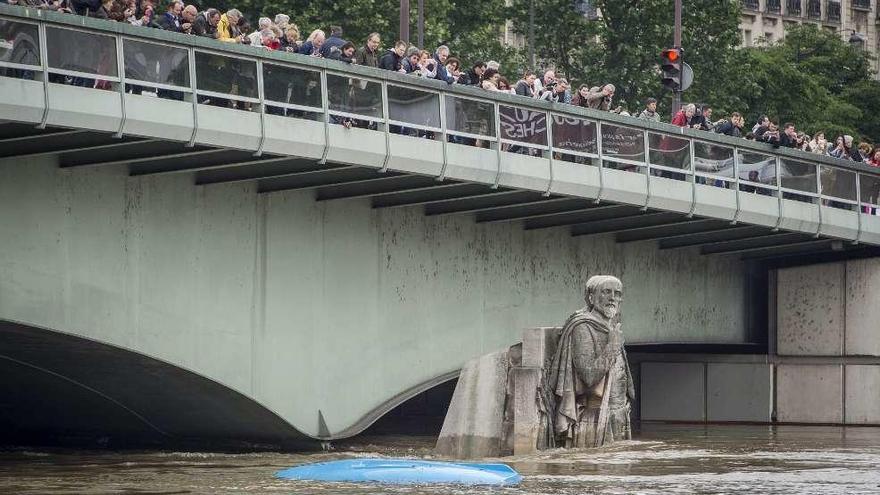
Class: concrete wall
637,358,773,423
0,155,750,437
774,260,880,425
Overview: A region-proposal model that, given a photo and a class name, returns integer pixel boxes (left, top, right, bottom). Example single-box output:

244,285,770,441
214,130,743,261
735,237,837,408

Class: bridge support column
774,258,880,425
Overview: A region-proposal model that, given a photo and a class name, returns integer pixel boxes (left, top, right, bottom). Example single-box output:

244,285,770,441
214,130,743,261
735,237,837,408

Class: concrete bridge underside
1,122,838,445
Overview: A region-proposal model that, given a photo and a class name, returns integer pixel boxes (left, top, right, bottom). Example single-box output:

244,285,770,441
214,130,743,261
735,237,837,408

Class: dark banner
552,115,597,154
499,106,547,146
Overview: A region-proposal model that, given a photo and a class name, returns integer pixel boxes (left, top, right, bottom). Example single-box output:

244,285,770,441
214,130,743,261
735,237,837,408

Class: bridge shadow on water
0,319,314,452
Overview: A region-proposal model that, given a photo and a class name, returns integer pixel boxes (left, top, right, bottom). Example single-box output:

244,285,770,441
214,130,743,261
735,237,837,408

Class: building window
744,0,761,10
826,0,841,22
767,0,782,13
743,29,754,46
786,0,803,16
807,0,822,18
852,0,871,11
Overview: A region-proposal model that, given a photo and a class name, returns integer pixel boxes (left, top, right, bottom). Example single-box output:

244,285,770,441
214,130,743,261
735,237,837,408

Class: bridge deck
1,4,879,260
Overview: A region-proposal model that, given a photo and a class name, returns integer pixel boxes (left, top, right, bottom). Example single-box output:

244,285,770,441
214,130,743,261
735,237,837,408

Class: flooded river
2,424,880,494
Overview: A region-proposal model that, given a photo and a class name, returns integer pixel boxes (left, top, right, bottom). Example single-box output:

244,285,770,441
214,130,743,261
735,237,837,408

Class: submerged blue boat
274,458,522,486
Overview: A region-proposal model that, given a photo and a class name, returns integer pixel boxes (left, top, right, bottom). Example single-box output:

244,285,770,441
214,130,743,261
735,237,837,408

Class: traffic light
660,48,682,91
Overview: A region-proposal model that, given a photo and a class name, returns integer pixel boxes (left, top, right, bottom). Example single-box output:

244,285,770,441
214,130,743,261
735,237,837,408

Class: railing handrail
1,3,878,178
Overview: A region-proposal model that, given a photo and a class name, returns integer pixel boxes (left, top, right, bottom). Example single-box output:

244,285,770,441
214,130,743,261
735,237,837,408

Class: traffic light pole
672,0,682,115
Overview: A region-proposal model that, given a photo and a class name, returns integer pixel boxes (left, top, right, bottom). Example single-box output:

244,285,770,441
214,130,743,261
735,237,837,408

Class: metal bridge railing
1,5,879,219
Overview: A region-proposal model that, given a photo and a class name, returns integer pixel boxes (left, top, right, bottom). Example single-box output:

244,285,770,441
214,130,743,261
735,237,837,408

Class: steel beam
737,239,842,260
129,151,276,176
699,232,815,255
371,183,497,209
525,205,640,230
475,198,593,223
570,211,687,237
615,219,735,243
0,124,70,141
258,168,405,194
424,190,547,216
196,159,340,185
316,176,458,201
59,140,201,168
0,131,141,159
658,225,772,250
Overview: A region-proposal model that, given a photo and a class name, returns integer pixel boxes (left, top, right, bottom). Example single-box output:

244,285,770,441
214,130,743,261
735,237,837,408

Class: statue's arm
571,327,611,388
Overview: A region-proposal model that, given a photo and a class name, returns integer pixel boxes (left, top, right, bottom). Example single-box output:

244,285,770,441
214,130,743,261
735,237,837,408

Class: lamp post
400,0,410,43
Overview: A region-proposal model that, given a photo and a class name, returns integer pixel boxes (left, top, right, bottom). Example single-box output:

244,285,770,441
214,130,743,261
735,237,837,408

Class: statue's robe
544,308,635,448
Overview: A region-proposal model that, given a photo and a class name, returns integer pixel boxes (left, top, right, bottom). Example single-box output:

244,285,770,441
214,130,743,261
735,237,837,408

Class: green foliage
726,24,873,141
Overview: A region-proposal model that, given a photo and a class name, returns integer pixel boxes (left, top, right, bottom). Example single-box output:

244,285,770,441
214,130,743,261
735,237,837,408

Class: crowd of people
668,103,879,168
8,0,879,171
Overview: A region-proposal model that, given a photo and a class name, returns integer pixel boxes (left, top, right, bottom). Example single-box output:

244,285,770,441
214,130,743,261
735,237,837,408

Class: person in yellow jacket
216,9,244,42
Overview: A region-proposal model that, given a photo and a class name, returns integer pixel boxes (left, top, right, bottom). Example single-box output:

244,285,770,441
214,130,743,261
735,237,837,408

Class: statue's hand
607,327,625,351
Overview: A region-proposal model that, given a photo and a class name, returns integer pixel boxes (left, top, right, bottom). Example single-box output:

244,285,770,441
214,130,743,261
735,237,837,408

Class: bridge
2,5,880,448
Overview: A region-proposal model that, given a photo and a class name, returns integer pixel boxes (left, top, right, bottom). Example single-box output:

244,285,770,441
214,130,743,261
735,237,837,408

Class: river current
2,425,880,494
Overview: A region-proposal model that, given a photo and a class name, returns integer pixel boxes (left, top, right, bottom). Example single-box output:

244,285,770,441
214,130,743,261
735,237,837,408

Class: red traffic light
662,48,680,62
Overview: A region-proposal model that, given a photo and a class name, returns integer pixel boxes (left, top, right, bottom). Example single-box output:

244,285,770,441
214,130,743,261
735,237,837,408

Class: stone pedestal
436,327,563,458
435,349,513,458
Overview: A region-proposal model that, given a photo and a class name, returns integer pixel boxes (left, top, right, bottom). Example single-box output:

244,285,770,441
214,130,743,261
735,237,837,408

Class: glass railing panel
0,18,40,79
779,159,818,193
387,85,440,129
194,51,258,102
123,39,189,88
326,73,383,120
694,142,734,177
46,26,117,77
738,151,777,195
819,165,856,208
648,132,691,180
445,96,495,139
780,158,818,203
600,124,645,166
262,63,322,118
860,174,880,211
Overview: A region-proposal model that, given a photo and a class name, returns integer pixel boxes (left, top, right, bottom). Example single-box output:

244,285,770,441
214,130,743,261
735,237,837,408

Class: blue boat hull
275,458,522,486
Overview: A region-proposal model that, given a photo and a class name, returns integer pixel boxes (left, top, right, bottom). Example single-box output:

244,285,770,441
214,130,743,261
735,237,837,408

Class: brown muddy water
2,424,880,494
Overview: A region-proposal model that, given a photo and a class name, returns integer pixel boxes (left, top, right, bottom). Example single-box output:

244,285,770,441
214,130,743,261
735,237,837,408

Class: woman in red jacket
671,103,699,128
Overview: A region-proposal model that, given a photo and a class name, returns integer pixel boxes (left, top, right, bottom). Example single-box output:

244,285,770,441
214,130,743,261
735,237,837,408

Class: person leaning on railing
355,33,380,68
191,8,219,38
216,9,244,43
8,0,71,12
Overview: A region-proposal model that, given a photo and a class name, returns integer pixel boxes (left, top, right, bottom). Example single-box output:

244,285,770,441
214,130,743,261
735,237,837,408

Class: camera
544,80,557,90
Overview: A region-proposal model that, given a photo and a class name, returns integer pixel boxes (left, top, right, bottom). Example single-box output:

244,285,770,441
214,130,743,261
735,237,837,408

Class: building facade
740,0,879,77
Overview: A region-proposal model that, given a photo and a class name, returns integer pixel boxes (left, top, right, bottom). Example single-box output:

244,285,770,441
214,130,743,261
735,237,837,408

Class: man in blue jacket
320,26,348,58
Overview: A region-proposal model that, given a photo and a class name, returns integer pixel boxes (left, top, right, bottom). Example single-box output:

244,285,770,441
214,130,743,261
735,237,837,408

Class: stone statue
542,275,635,448
436,275,635,457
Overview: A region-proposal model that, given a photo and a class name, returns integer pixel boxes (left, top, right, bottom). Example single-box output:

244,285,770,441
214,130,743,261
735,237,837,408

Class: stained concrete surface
845,258,880,356
777,264,844,356
640,362,705,422
845,365,880,424
776,364,843,424
0,155,749,437
707,363,772,422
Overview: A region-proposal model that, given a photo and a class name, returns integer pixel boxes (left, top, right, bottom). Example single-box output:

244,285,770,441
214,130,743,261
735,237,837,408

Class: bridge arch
0,319,313,449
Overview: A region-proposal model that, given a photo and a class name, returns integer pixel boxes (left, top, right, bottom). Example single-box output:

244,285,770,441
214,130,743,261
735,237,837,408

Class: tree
507,0,743,115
